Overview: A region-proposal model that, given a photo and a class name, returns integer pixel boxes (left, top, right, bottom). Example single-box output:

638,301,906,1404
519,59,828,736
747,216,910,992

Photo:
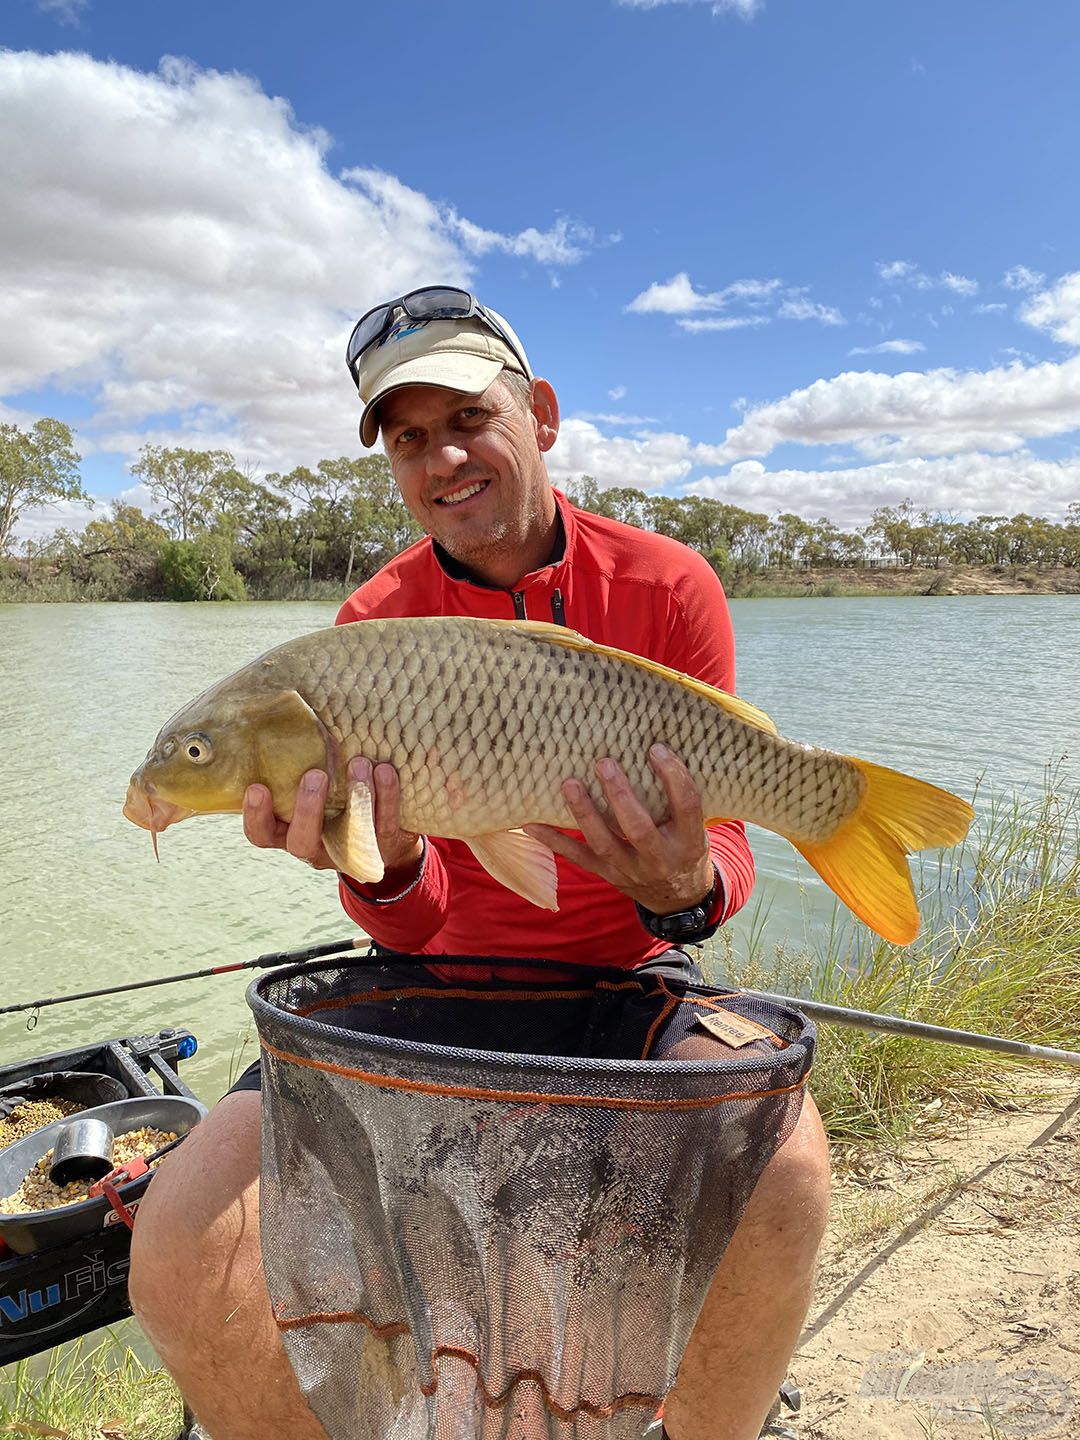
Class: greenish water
1,597,1077,1103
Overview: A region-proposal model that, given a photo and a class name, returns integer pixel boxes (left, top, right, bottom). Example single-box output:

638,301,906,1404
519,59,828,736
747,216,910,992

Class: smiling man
129,288,829,1440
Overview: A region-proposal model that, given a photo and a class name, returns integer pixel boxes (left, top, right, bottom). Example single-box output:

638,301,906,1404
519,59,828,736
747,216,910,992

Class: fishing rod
5,941,1078,1069
735,985,1080,1069
0,936,368,1020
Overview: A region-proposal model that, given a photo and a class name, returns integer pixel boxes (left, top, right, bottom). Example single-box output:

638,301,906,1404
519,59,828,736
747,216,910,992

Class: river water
1,597,1077,1103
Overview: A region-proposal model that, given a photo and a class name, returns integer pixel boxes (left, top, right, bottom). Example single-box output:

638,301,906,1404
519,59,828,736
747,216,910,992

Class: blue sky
4,0,1080,543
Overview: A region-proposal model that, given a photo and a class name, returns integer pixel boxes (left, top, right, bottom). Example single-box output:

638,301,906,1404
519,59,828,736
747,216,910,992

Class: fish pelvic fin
466,829,559,911
791,759,975,945
322,777,385,884
503,620,779,736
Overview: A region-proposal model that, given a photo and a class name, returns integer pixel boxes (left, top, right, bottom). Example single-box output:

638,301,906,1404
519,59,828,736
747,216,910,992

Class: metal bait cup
48,1117,116,1187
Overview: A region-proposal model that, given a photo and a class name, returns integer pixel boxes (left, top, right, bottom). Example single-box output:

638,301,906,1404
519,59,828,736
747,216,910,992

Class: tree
0,418,86,555
64,502,170,598
130,446,242,542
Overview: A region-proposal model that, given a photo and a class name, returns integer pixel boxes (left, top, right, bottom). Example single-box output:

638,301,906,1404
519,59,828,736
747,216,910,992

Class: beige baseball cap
355,311,533,447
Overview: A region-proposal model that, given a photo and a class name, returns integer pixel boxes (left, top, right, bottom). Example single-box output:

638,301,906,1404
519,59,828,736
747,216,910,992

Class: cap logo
378,317,431,350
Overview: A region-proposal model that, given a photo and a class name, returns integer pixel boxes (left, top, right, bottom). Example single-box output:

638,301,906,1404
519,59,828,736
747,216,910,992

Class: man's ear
530,379,560,453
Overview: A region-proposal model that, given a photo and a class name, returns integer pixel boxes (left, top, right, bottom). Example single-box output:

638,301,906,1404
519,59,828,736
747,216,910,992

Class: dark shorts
227,949,707,1098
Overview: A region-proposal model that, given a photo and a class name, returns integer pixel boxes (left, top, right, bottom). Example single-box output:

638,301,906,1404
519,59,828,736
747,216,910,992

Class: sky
4,0,1080,546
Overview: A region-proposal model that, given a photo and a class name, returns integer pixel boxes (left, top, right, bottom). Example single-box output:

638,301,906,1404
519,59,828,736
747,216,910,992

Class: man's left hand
523,743,715,916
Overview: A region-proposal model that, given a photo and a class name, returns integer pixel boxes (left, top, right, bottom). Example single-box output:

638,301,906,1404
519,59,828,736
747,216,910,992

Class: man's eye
459,407,482,420
395,429,419,445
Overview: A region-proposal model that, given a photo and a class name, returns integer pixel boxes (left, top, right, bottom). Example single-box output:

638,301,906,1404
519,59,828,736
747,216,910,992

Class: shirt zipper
512,590,527,619
551,588,566,626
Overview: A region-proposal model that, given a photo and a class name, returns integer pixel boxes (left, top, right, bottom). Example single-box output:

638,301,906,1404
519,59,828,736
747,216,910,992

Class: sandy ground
788,1078,1080,1440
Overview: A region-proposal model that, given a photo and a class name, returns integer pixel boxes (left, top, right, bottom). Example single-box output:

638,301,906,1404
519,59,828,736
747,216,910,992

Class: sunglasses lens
405,287,474,321
347,305,392,367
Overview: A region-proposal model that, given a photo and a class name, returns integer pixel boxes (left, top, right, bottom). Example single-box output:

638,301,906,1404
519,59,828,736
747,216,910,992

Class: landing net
249,956,815,1440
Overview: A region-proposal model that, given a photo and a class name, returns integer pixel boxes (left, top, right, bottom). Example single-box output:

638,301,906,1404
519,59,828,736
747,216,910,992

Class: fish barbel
123,616,973,943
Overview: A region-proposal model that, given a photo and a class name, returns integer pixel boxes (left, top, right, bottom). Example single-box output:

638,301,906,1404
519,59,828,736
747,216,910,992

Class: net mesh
249,957,815,1440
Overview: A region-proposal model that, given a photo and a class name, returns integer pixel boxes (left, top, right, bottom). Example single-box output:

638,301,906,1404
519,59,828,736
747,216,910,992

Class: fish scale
123,615,974,943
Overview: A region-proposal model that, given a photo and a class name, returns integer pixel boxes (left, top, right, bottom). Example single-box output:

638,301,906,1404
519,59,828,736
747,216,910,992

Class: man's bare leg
128,1092,328,1440
662,1094,831,1440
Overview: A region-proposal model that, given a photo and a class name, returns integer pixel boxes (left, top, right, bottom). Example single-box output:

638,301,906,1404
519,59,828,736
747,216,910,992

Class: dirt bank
791,1078,1080,1439
742,566,1080,598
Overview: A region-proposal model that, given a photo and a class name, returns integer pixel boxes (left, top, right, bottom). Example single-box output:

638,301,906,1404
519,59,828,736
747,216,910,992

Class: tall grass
0,1328,183,1437
712,765,1080,1149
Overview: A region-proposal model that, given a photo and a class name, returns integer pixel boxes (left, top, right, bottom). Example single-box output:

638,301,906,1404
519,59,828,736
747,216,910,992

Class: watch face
658,906,707,939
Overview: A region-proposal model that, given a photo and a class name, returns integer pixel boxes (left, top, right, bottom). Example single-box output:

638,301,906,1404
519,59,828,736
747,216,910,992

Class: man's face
379,375,559,583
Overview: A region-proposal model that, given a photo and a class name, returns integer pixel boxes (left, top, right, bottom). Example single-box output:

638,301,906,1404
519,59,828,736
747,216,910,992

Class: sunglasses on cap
345,286,531,385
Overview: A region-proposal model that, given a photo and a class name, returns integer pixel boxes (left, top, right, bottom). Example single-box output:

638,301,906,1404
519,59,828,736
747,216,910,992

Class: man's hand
523,743,715,916
243,758,424,880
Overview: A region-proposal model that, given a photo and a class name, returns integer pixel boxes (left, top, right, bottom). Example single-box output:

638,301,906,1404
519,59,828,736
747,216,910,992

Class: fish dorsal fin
496,619,779,737
322,777,385,884
465,828,559,911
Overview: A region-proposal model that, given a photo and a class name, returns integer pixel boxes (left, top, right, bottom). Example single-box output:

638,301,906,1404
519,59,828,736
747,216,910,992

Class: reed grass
0,1325,183,1437
712,763,1080,1150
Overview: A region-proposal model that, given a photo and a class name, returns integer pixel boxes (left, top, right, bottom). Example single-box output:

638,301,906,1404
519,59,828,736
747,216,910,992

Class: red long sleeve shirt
334,489,754,968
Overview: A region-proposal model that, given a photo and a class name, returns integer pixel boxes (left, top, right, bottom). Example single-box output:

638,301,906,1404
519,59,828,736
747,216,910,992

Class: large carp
123,616,973,943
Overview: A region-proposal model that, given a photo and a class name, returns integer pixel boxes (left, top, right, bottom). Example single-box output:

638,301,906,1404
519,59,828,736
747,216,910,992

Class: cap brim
359,353,506,447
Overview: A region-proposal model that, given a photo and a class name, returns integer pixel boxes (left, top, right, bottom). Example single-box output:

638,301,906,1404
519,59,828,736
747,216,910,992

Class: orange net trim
272,1309,661,1420
260,1037,809,1112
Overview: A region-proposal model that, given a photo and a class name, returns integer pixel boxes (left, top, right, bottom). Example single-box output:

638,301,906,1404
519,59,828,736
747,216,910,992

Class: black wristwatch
635,868,724,944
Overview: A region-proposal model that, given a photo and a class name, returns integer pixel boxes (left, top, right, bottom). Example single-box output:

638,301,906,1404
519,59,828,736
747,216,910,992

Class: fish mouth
123,780,196,859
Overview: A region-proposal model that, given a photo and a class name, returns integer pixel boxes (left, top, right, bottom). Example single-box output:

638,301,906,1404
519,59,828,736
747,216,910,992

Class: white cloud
678,315,770,333
876,260,978,296
0,51,598,475
628,273,841,329
713,355,1080,462
608,384,627,401
849,339,926,356
548,420,695,491
1003,264,1046,292
976,303,1008,314
1020,271,1080,347
35,0,89,23
626,273,780,315
687,451,1080,528
941,272,978,297
443,210,599,265
614,0,762,19
573,411,659,425
776,296,845,326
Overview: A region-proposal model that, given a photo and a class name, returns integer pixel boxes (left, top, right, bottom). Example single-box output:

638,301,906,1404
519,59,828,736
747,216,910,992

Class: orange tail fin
790,759,974,944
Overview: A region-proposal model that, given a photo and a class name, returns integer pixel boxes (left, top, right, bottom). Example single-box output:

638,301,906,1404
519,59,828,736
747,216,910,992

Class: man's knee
129,1091,262,1330
741,1093,830,1249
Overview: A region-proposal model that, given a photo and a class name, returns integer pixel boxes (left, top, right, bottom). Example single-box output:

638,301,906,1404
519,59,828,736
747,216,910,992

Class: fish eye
182,733,213,764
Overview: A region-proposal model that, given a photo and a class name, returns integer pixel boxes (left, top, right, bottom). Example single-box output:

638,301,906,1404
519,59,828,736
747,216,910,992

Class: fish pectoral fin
466,829,559,911
322,778,385,884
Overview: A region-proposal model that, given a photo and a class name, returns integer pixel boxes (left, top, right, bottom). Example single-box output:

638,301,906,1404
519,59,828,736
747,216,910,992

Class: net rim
247,958,814,1082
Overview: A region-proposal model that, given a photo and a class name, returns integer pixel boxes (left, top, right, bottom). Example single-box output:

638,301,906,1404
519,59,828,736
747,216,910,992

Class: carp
123,616,974,943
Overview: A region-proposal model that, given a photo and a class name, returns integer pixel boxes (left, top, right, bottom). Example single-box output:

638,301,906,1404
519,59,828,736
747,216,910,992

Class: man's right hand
242,757,424,881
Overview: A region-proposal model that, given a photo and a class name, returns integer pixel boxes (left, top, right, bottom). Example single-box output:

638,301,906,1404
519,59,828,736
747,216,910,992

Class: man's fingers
595,757,666,854
242,783,282,849
560,777,626,863
649,744,707,832
284,769,329,860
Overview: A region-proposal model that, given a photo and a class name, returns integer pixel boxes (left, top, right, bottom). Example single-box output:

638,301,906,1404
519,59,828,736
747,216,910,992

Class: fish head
124,676,333,849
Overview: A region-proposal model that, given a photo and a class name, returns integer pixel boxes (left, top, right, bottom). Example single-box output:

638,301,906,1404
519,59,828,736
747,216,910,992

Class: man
129,288,830,1440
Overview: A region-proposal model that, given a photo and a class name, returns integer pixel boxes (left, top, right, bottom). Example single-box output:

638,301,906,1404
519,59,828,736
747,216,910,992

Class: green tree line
2,420,1078,601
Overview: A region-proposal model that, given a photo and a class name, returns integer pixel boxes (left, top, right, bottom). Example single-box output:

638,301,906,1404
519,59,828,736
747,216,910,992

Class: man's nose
425,437,469,477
